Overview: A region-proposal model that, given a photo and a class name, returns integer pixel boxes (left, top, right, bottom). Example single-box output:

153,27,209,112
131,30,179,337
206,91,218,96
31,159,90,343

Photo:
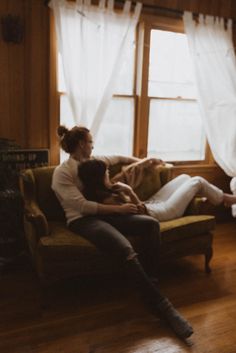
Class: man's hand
118,203,138,214
98,203,138,215
137,203,147,214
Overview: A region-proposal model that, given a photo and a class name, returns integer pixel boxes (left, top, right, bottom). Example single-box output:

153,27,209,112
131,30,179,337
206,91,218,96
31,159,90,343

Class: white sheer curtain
183,11,236,179
49,0,141,138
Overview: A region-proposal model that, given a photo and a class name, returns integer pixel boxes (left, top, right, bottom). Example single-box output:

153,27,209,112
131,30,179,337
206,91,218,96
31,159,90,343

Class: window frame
134,15,212,165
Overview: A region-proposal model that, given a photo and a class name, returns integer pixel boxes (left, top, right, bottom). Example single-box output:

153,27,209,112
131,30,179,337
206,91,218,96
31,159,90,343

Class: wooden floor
1,222,236,353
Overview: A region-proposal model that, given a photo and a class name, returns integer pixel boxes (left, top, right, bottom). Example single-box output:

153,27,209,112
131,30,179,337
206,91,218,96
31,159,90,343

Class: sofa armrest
24,201,49,239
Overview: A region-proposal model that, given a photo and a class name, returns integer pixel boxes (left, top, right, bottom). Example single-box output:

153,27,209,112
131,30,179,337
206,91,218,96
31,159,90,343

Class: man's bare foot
223,193,236,207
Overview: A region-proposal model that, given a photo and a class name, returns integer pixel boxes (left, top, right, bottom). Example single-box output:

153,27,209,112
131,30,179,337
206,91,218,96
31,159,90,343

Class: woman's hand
147,158,165,166
112,182,141,205
118,203,138,214
136,157,165,169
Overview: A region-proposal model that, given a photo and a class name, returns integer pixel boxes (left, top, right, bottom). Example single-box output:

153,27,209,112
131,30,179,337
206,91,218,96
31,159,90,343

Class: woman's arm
111,182,147,215
124,186,141,205
112,182,141,205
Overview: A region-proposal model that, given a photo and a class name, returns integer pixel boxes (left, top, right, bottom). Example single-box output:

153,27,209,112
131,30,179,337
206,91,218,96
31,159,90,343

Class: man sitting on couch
51,124,193,340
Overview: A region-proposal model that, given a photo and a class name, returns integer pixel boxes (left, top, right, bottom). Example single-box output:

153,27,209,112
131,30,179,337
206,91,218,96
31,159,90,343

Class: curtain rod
44,0,235,22
44,0,182,14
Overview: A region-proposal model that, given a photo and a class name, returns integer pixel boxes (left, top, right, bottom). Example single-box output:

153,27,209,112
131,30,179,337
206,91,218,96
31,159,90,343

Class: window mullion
134,21,151,158
49,10,60,165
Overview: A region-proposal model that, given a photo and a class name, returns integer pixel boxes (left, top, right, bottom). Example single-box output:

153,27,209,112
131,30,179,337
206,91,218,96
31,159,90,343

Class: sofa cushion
39,222,97,256
37,221,155,278
36,215,215,280
160,215,215,242
37,223,107,278
39,221,155,259
42,216,215,255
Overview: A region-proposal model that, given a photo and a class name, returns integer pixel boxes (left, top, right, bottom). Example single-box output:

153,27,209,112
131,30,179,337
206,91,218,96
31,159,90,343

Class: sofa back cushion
110,162,163,201
134,166,162,201
33,167,66,222
110,161,173,201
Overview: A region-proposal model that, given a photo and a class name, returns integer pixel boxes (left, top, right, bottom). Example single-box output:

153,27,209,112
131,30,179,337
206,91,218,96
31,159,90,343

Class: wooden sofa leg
205,246,213,274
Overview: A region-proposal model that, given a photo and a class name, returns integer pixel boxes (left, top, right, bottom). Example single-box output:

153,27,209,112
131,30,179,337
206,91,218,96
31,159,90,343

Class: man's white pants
145,174,224,221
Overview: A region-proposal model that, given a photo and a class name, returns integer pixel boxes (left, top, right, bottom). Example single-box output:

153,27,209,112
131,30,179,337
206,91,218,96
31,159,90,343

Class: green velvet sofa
20,163,215,284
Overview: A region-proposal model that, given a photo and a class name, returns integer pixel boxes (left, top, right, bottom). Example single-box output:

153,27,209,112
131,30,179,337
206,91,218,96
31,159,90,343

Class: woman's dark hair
78,159,113,202
57,125,90,154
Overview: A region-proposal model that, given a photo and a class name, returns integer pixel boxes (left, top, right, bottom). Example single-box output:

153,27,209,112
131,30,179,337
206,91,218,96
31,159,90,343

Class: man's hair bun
57,125,68,138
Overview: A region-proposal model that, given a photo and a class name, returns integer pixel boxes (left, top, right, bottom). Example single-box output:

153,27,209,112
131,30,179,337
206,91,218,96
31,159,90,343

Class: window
55,13,208,163
147,29,206,161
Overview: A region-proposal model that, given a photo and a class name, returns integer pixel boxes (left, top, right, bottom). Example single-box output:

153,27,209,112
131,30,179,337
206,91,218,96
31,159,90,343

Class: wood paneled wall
1,0,236,149
140,0,236,19
0,0,49,149
0,0,235,193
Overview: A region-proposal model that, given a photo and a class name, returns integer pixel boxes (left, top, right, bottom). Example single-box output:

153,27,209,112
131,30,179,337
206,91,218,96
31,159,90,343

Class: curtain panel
49,0,141,138
183,11,236,177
